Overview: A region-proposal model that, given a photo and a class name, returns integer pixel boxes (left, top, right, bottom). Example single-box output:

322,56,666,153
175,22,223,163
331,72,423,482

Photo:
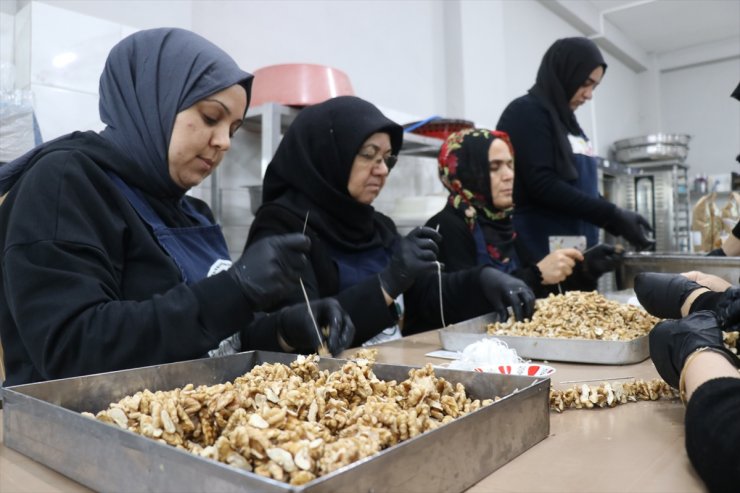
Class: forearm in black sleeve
403,267,492,334
684,377,740,492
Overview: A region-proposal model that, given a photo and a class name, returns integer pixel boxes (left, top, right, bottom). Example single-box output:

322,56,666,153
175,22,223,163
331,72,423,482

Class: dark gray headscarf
0,28,253,196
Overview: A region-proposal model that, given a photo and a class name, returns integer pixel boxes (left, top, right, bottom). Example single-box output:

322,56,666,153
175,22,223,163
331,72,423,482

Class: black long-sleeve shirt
497,94,616,223
684,377,740,492
0,133,254,385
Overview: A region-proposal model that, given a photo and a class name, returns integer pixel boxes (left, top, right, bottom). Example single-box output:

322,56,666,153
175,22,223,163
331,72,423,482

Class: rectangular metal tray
439,313,649,365
2,351,549,493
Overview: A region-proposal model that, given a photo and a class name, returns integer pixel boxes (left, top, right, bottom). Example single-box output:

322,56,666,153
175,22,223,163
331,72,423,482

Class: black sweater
246,206,495,346
685,377,740,492
497,94,616,224
426,205,597,296
0,133,254,385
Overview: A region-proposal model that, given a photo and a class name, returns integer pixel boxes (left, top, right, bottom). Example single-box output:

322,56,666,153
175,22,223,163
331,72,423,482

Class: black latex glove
582,244,624,279
229,233,310,310
379,226,442,298
634,272,703,319
276,298,355,356
479,267,536,321
706,247,726,257
649,311,739,388
716,287,740,332
605,207,655,251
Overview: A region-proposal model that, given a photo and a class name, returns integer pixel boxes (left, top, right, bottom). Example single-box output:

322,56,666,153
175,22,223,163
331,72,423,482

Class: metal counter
616,252,740,289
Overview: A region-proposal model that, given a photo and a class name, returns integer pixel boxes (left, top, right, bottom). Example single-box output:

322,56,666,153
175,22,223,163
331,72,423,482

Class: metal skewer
300,211,328,355
435,224,446,328
559,376,635,384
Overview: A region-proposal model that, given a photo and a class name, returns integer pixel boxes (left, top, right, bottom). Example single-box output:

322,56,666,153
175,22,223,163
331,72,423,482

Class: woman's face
168,84,247,189
488,138,515,210
569,66,604,111
347,132,394,205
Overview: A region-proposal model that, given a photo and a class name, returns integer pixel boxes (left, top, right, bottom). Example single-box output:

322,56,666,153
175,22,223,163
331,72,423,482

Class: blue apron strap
106,171,167,231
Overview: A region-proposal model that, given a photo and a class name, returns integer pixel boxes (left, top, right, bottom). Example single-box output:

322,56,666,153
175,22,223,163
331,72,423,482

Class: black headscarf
261,96,403,251
0,28,253,197
437,128,517,262
529,37,606,180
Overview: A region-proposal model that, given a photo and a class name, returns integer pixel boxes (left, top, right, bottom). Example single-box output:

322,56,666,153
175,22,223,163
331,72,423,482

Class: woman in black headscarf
497,37,654,263
426,127,622,296
246,96,535,346
0,28,353,386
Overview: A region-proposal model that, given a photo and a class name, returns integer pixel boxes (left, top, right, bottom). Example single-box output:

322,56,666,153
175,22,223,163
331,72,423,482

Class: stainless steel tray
439,313,649,365
2,351,549,493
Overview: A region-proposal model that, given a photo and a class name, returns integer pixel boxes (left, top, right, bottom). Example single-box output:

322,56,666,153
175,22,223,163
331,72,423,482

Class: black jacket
497,94,616,224
0,133,253,385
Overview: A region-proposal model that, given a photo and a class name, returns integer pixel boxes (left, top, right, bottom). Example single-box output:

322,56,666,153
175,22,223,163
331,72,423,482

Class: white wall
192,0,446,119
661,57,740,178
5,0,736,176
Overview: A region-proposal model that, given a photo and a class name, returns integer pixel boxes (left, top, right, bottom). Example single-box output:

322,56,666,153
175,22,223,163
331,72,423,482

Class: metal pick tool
434,224,446,328
300,211,329,356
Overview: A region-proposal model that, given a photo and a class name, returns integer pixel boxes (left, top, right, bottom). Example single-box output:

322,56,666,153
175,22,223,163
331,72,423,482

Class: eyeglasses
357,144,398,170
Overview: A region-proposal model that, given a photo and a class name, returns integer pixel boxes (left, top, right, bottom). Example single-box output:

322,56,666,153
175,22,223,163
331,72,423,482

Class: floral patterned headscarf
438,128,514,229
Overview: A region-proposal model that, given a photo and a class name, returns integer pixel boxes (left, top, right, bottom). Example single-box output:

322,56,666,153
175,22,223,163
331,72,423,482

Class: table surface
0,329,706,493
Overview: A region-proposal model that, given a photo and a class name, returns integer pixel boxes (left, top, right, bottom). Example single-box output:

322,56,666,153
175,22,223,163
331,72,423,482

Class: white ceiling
587,0,740,55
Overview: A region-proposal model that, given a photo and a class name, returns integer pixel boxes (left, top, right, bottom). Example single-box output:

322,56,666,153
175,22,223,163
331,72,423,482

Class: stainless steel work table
0,329,706,493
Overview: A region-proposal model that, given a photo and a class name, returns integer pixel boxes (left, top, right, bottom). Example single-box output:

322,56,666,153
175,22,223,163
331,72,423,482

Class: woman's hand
681,271,732,293
536,248,582,285
379,227,442,298
276,298,355,356
228,234,310,310
479,267,536,321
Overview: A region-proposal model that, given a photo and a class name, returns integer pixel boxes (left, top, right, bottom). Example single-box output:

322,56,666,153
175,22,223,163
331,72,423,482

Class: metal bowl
613,133,690,151
615,143,688,163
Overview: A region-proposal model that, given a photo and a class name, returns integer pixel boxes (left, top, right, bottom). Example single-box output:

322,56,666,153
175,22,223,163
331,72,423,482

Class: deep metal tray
439,313,649,365
2,351,549,493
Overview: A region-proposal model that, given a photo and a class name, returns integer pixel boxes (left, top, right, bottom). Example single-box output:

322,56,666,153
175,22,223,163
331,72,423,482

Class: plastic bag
691,193,724,251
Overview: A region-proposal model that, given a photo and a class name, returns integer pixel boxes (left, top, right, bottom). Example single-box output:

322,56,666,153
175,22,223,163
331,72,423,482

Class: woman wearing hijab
246,96,535,346
426,128,622,296
497,37,654,262
0,28,354,386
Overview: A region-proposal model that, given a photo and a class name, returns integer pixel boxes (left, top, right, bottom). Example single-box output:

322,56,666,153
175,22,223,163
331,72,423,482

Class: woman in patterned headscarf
0,28,353,386
426,127,621,297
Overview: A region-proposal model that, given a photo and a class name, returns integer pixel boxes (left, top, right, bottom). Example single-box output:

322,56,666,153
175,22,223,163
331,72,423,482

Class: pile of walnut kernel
487,291,660,341
83,350,495,485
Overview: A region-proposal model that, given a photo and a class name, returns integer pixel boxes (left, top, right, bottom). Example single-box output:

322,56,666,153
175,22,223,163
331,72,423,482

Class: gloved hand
479,267,536,321
228,233,310,310
716,287,740,332
649,310,739,388
634,272,703,319
379,227,442,298
605,207,655,251
581,244,624,280
276,298,355,356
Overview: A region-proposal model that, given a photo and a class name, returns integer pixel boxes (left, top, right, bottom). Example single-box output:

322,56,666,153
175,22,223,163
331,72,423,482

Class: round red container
407,119,475,141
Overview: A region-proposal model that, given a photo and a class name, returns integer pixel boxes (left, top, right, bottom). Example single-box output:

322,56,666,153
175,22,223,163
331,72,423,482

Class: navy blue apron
512,135,599,261
328,243,403,345
107,172,231,284
472,221,519,274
